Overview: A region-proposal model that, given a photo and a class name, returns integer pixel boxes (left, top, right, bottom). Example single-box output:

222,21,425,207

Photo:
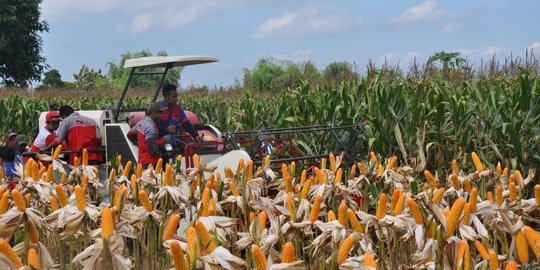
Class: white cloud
456,46,505,59
390,0,451,26
42,0,122,21
251,7,366,40
440,23,465,34
270,49,313,62
377,51,430,66
526,41,540,52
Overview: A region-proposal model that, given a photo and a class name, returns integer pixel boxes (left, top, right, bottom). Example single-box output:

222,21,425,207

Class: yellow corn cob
337,235,355,265
214,172,221,193
300,179,313,200
338,202,348,227
0,239,22,268
252,244,267,270
45,164,53,182
515,230,529,264
408,198,423,225
463,179,472,193
424,170,438,188
68,186,74,194
469,188,478,213
151,159,162,175
432,188,445,203
456,241,467,268
114,185,126,209
471,152,484,172
514,171,522,185
0,187,4,199
376,193,387,220
284,176,293,193
109,168,116,181
194,154,201,170
347,209,364,233
358,162,366,175
29,221,39,244
426,221,437,239
451,159,459,174
52,144,62,160
488,250,498,270
225,168,234,179
61,173,67,184
423,183,429,192
391,188,403,211
446,197,465,239
200,188,211,217
329,154,336,172
486,191,494,202
101,207,114,240
314,167,326,184
11,190,26,212
502,167,508,176
27,247,40,269
74,185,86,212
320,158,326,170
281,242,295,263
334,168,343,185
475,240,489,260
327,210,336,221
163,214,181,242
25,193,31,207
509,175,515,185
300,169,307,185
186,227,199,266
249,212,256,223
258,211,267,232
496,162,502,176
534,185,540,205
81,175,88,187
246,160,253,180
370,151,378,166
308,195,322,223
377,164,383,177
122,160,132,177
281,163,289,180
55,184,68,207
208,199,216,216
131,175,138,196
170,240,188,270
504,261,517,270
451,173,460,190
50,196,58,212
264,155,270,167
25,159,33,178
139,190,153,212
523,226,540,259
496,185,503,206
32,161,40,182
195,220,217,254
393,193,407,216
462,203,471,226
0,192,9,214
163,164,173,186
464,241,470,270
387,156,397,171
134,164,142,179
82,149,88,166
229,181,239,196
286,192,295,220
349,164,356,179
363,253,377,268
509,182,517,201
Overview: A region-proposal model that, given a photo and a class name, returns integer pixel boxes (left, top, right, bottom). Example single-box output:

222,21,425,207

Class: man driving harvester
159,84,202,151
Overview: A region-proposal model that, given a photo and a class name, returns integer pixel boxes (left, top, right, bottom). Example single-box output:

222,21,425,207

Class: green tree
0,0,49,86
322,61,358,87
41,69,64,88
73,65,106,91
429,51,466,78
107,50,181,90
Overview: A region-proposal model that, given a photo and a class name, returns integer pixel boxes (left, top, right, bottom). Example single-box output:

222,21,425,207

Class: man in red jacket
127,102,168,168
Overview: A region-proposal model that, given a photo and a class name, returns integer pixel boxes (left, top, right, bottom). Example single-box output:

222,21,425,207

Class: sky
41,0,540,88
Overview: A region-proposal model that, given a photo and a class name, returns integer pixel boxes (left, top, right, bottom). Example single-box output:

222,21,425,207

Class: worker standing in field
159,84,202,151
42,106,103,165
31,111,62,152
127,102,168,168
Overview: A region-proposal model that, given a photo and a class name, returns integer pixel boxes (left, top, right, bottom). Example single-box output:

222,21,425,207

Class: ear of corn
462,203,471,226
393,193,407,216
475,240,489,260
334,168,343,185
347,209,364,233
139,190,153,212
45,164,53,182
50,196,58,212
163,214,181,242
186,227,199,267
456,241,467,268
109,168,116,181
82,149,88,166
496,185,503,206
486,191,494,202
251,244,267,270
338,235,355,265
258,211,267,232
284,176,293,193
155,158,163,174
327,210,336,221
446,197,465,239
463,179,472,193
451,174,460,190
281,242,295,263
263,155,270,167
329,154,336,172
314,167,326,184
432,187,445,203
308,195,322,223
32,161,40,182
509,182,517,201
300,179,313,200
0,192,9,214
471,152,484,172
61,173,67,184
300,169,307,185
29,221,39,244
200,188,211,217
338,202,348,227
469,188,478,213
74,185,86,212
363,253,377,268
523,226,540,259
377,164,383,177
122,160,132,177
11,189,26,212
136,163,143,178
452,159,459,174
170,240,188,270
376,193,387,220
349,164,356,179
55,184,68,207
504,261,518,270
0,239,22,268
195,220,217,255
101,207,114,240
515,230,529,264
28,247,40,269
207,199,216,216
408,199,423,225
52,144,62,160
387,156,397,171
229,182,239,196
286,192,295,220
534,185,540,205
424,170,438,188
488,250,498,270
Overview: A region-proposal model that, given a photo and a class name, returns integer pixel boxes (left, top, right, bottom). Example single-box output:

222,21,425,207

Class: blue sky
41,0,540,88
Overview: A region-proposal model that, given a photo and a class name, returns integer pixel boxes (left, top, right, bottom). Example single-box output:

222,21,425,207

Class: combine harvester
37,55,366,174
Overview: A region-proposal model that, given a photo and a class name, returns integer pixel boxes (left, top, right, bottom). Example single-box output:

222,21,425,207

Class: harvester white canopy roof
123,55,219,69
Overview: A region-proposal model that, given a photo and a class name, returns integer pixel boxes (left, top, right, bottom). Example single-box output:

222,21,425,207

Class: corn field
0,149,539,269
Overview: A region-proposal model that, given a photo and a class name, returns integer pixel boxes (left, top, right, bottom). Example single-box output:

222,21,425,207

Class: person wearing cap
14,134,29,164
158,84,202,151
4,132,18,148
41,105,102,165
31,111,63,159
127,102,169,167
